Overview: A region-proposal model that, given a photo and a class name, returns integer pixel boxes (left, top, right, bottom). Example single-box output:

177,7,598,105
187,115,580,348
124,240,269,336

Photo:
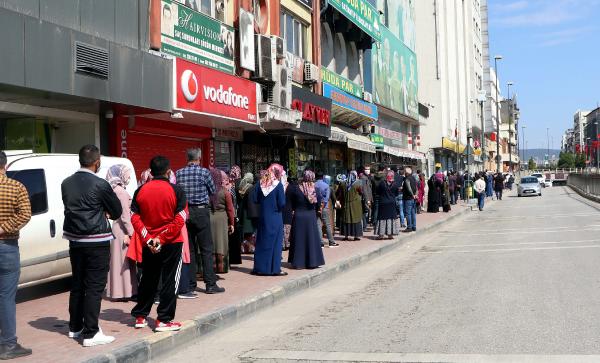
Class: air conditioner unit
270,63,292,109
304,62,319,83
363,91,373,103
270,36,285,60
254,34,275,81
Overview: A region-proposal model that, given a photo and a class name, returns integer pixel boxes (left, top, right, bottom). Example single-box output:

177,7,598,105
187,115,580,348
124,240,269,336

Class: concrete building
573,110,589,154
416,0,486,173
585,108,600,167
561,128,574,153
499,95,520,171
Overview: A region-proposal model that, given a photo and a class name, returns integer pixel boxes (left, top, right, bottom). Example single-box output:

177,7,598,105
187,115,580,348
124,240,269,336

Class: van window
6,169,48,215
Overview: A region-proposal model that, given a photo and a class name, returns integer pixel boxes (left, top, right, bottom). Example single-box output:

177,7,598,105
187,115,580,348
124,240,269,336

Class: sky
488,0,600,151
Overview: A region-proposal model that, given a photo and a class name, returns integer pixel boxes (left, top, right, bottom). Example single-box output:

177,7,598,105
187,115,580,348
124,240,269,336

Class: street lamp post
507,81,514,173
546,127,550,168
521,125,526,171
494,55,503,172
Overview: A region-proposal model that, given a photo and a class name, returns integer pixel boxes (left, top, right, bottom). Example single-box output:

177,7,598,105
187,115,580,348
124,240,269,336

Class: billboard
376,0,416,51
372,25,418,119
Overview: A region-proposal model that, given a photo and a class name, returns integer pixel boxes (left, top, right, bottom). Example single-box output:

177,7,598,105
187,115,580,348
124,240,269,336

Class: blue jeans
396,197,405,226
404,199,417,230
0,241,20,346
477,192,485,210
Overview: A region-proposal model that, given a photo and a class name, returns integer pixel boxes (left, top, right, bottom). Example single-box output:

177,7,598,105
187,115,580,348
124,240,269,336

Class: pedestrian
427,174,442,213
0,151,32,359
442,174,452,213
334,174,347,231
375,170,401,239
394,167,406,228
252,163,287,276
359,168,373,232
448,171,457,205
417,172,426,213
486,172,494,198
105,164,137,301
175,148,225,295
238,172,258,254
494,172,504,200
130,156,187,332
338,171,363,241
228,165,242,266
402,167,418,232
282,172,293,251
209,169,235,274
474,175,486,211
370,166,385,225
62,145,122,347
457,171,464,202
315,172,338,247
288,170,326,269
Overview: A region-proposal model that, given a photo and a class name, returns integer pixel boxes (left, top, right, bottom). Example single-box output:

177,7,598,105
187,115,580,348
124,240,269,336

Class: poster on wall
239,8,255,71
376,0,416,51
160,0,235,73
372,25,418,119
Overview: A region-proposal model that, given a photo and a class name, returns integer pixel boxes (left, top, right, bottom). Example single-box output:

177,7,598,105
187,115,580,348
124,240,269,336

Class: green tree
528,157,536,170
575,153,586,168
557,152,575,168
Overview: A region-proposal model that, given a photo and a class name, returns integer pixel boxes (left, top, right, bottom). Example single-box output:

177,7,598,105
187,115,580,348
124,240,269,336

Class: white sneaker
83,330,115,347
68,329,83,338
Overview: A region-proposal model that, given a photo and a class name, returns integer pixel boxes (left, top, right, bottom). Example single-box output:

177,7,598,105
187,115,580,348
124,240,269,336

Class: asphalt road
157,186,600,363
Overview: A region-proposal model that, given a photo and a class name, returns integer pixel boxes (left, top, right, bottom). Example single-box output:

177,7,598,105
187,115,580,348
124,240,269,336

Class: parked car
530,173,545,187
543,179,552,188
5,152,137,288
518,176,542,197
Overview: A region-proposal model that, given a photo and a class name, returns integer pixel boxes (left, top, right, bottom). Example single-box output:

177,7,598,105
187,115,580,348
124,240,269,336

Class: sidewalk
14,203,472,363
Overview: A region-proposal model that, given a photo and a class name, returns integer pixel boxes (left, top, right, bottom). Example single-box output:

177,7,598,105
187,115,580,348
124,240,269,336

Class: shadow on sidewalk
28,316,69,336
99,308,135,325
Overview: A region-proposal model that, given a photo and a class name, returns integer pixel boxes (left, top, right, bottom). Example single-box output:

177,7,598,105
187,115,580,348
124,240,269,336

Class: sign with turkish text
291,85,332,138
370,133,384,149
328,0,381,41
174,58,259,124
321,67,363,98
213,128,243,141
323,83,378,120
160,0,235,73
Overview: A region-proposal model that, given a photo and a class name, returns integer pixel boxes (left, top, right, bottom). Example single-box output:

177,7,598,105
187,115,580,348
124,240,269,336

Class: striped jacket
0,173,31,240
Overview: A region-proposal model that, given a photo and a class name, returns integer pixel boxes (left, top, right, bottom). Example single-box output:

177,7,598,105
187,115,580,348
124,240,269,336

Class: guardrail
567,173,600,198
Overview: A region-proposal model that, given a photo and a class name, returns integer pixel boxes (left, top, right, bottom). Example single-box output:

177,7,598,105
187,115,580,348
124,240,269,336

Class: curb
566,183,600,205
83,206,473,363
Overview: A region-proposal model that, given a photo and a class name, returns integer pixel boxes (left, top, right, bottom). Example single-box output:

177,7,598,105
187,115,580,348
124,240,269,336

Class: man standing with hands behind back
62,145,122,347
0,151,32,360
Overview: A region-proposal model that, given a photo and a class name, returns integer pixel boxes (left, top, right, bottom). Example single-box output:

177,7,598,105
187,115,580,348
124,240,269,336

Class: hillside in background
522,149,561,162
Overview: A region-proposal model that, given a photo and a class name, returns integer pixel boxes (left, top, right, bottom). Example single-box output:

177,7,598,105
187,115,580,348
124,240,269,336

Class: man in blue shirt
315,173,338,248
176,148,224,295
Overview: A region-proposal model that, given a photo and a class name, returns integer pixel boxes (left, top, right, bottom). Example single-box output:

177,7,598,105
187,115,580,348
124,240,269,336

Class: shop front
432,137,467,172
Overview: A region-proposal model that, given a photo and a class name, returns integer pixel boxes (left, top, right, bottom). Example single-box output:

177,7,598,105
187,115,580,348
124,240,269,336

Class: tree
528,157,536,170
558,152,575,168
575,153,586,168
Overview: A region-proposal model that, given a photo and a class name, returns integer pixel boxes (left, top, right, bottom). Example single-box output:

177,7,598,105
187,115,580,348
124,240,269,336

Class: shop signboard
348,138,376,154
213,128,243,141
442,137,466,154
328,0,381,42
323,83,378,121
291,85,332,138
370,133,384,149
373,25,418,119
174,58,260,124
161,0,235,73
321,67,363,98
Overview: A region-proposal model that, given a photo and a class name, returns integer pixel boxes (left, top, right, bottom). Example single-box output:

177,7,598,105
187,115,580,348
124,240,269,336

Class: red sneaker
154,320,182,332
134,317,148,329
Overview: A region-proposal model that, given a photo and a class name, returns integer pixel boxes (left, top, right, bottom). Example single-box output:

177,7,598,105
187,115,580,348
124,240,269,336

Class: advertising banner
328,0,381,41
373,25,418,119
323,83,378,120
161,0,235,73
321,67,363,98
174,58,259,124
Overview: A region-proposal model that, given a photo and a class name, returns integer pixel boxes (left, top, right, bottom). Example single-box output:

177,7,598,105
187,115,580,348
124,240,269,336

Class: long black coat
376,181,399,220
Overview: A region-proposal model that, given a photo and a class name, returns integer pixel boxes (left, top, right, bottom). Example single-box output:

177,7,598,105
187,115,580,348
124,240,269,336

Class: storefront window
0,118,50,153
296,140,327,178
214,140,231,171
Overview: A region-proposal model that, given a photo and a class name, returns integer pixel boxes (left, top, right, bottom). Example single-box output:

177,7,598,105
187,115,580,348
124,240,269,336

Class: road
157,186,600,363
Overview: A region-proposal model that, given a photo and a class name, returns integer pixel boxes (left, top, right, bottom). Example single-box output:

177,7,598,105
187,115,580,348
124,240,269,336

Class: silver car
518,176,542,197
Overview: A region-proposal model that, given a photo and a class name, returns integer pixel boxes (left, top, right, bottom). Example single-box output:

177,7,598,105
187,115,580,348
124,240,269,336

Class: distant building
573,110,589,154
561,128,574,153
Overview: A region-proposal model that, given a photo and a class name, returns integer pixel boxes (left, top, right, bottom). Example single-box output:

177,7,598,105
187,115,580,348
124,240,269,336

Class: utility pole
494,56,503,172
507,82,514,173
546,127,550,168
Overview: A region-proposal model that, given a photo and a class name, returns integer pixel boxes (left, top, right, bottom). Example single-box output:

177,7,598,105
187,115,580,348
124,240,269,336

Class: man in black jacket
62,145,122,347
402,167,418,232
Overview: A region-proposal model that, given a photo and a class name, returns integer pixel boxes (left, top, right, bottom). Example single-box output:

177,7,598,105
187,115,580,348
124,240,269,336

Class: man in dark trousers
0,151,32,360
176,148,224,294
131,156,187,332
402,167,418,232
62,145,122,347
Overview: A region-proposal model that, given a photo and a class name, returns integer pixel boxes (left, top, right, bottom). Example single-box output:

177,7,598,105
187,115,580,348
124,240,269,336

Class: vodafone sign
175,58,259,124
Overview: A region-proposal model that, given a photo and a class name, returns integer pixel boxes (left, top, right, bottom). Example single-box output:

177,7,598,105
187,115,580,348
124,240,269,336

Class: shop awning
383,145,426,162
330,125,376,154
323,83,378,128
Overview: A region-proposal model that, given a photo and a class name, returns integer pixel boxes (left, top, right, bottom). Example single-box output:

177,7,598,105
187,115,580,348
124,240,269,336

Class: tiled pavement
14,204,471,363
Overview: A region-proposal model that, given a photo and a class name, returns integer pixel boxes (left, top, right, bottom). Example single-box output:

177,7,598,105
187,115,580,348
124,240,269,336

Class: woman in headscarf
252,164,287,276
228,166,243,266
338,171,364,241
287,170,326,269
209,169,235,274
427,173,442,213
281,171,294,251
105,164,137,300
442,173,452,213
334,174,347,231
238,172,258,254
374,171,401,239
417,172,426,213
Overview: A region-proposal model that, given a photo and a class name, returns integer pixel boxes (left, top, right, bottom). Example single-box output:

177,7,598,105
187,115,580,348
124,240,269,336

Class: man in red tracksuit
130,156,188,332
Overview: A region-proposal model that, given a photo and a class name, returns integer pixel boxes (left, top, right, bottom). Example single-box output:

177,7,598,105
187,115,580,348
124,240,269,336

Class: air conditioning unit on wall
269,62,292,109
254,34,275,81
270,36,285,60
304,62,319,83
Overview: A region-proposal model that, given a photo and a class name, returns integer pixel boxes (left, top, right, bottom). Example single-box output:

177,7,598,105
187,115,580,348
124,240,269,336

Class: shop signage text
328,0,381,42
379,127,402,140
323,83,378,120
161,0,235,73
321,67,363,98
213,128,243,141
370,133,384,148
175,58,259,124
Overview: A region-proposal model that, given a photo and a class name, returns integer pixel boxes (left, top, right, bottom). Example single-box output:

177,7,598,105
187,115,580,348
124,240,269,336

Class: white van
5,152,137,288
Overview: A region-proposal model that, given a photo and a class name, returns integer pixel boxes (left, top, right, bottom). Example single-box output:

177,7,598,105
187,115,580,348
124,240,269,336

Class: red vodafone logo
181,70,198,103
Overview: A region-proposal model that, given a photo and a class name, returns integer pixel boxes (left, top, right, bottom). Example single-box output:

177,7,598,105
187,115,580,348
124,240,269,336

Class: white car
518,176,542,197
543,179,552,188
530,173,545,187
6,152,137,288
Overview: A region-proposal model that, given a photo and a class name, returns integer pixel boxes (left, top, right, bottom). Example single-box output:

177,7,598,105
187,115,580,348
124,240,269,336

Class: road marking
239,349,600,362
439,227,600,236
434,239,600,249
421,244,600,254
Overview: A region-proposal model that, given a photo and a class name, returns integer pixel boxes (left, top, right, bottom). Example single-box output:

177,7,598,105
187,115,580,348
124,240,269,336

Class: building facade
573,110,589,154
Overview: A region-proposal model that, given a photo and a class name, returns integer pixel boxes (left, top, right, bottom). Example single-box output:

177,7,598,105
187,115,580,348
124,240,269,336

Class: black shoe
205,285,225,294
0,343,32,360
328,242,340,248
402,229,412,233
412,228,416,232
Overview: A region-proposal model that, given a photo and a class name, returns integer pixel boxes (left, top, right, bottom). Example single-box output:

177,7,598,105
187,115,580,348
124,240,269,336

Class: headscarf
260,163,283,196
220,170,230,188
301,170,317,204
386,170,395,183
336,174,347,183
106,164,132,189
347,170,358,190
209,168,223,207
323,175,332,186
139,168,176,186
229,165,241,181
239,172,254,196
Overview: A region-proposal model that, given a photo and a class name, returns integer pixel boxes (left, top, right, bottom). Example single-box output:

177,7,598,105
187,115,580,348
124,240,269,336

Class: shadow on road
17,277,71,303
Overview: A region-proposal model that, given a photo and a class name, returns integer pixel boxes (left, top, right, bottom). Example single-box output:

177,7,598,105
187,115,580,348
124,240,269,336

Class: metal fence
567,173,600,197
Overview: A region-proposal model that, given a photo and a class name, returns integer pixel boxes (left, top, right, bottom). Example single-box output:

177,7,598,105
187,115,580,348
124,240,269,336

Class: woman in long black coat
375,171,401,238
427,175,441,213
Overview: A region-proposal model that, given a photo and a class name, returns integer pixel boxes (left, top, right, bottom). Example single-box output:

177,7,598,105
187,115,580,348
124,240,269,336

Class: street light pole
507,81,514,173
546,127,550,168
494,55,503,172
521,125,526,170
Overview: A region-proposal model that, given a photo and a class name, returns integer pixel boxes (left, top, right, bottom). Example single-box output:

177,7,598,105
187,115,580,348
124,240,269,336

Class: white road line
439,228,600,236
422,244,600,254
435,239,600,249
240,349,600,363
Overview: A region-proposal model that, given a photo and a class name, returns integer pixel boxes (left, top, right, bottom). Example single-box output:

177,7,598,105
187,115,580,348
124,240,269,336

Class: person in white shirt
474,175,486,211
